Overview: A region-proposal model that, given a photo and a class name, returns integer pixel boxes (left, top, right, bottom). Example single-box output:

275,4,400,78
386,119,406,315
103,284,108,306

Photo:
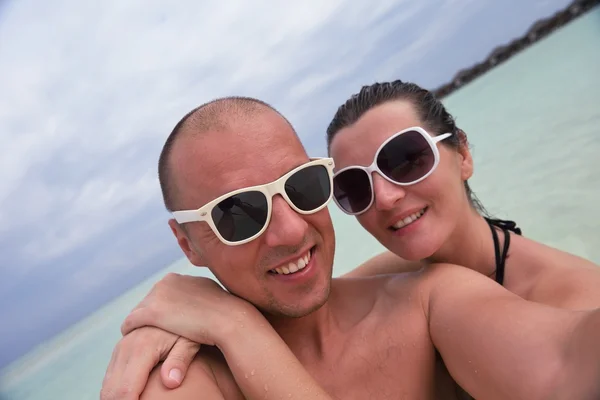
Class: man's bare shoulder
373,263,491,310
343,250,425,278
141,347,244,400
334,267,431,312
339,262,487,303
417,262,484,288
415,262,527,316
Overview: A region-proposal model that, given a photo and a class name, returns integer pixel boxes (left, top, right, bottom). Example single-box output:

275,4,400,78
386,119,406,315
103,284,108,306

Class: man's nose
263,195,308,248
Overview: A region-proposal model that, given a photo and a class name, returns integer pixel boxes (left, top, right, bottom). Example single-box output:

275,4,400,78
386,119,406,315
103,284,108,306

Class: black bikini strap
485,218,522,235
485,218,521,286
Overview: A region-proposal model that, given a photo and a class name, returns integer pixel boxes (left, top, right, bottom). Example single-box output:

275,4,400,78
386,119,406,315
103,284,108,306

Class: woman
328,79,600,310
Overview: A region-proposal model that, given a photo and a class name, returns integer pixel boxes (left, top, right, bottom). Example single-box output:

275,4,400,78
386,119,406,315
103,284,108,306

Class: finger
118,347,162,399
121,306,158,336
100,344,122,400
122,303,209,345
102,329,166,400
101,344,151,400
120,287,156,336
159,337,201,389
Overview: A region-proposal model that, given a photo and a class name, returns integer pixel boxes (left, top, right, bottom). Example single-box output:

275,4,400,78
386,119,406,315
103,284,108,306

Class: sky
0,0,575,369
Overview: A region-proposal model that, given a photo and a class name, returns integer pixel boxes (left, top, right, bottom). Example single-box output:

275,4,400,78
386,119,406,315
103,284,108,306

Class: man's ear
168,219,206,266
456,129,473,181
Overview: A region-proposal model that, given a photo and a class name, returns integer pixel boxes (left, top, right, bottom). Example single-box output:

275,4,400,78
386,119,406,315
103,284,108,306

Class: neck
263,279,372,362
265,285,340,361
427,207,499,278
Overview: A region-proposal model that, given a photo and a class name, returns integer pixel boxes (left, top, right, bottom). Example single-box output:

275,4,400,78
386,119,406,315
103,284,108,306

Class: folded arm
423,263,600,400
139,317,333,400
110,274,333,400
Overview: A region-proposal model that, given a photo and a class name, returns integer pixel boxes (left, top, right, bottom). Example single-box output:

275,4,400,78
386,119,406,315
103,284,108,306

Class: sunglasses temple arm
432,133,453,143
172,210,204,223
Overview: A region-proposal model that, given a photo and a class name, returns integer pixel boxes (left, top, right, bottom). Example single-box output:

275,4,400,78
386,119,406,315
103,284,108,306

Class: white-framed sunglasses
172,157,335,245
332,126,452,215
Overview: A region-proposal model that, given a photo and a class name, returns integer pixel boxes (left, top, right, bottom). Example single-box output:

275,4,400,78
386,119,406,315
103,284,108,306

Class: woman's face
329,100,474,260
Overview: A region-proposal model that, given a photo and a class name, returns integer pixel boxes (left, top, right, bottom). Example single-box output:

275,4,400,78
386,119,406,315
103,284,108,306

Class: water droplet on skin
264,384,269,391
240,324,244,328
245,373,248,379
251,369,255,376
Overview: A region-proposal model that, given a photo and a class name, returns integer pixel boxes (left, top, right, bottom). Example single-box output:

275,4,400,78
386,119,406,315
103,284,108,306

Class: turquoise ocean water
1,8,599,399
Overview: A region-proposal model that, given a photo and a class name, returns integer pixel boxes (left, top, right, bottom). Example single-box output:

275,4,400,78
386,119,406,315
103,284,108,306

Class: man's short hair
158,96,285,211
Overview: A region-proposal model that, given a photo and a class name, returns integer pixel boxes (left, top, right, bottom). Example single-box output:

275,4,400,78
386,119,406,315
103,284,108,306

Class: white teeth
298,258,306,269
392,208,426,230
271,250,312,275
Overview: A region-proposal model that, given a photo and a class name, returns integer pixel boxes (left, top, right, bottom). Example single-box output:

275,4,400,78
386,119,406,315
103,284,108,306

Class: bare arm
423,263,600,400
123,274,333,400
138,320,333,400
343,251,423,278
217,317,332,400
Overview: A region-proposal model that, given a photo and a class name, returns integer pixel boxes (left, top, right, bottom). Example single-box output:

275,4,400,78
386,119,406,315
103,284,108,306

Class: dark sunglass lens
285,165,331,211
211,191,268,242
376,130,435,183
333,168,372,213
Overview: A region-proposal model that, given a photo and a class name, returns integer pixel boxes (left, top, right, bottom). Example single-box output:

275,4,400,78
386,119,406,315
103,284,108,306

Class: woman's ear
456,129,473,181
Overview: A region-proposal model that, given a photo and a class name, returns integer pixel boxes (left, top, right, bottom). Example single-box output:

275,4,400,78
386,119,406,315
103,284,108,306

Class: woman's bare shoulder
510,234,600,309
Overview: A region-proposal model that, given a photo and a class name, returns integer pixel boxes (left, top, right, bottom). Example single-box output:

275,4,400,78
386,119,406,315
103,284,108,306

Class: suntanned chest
299,303,463,400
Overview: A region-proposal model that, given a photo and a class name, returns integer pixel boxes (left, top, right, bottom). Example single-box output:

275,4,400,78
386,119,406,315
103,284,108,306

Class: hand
121,272,264,348
100,326,200,400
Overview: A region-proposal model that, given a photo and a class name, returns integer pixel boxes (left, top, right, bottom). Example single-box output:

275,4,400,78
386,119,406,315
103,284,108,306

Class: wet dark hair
325,79,489,216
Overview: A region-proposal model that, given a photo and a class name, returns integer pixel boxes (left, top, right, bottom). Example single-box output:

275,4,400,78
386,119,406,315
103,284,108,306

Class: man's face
169,110,336,318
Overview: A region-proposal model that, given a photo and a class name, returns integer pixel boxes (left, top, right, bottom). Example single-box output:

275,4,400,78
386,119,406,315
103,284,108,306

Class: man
101,97,600,400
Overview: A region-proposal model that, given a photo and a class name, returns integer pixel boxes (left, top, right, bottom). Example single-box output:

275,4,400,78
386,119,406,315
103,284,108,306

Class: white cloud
371,0,487,81
0,0,440,269
18,169,160,263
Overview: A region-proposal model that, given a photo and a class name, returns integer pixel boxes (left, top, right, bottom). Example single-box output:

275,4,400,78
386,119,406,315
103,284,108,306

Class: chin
270,279,331,318
271,294,329,318
385,235,443,262
287,299,328,318
294,281,331,317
